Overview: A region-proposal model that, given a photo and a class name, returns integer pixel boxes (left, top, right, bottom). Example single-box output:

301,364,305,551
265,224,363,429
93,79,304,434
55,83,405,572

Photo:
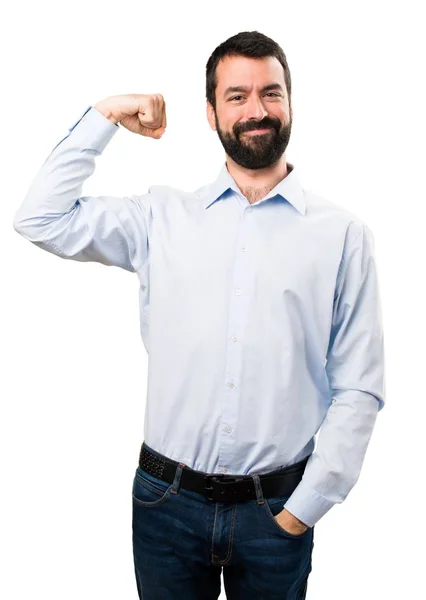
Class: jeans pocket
262,495,311,539
132,467,173,507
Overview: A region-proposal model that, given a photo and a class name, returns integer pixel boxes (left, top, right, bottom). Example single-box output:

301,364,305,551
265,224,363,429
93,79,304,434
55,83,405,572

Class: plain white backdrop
2,1,424,598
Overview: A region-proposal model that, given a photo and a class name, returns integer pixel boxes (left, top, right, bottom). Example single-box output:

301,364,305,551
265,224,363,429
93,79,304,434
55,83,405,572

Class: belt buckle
203,474,246,501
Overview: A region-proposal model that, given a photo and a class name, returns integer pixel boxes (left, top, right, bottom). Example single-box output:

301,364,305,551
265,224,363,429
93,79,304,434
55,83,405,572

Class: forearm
284,390,379,527
94,101,120,125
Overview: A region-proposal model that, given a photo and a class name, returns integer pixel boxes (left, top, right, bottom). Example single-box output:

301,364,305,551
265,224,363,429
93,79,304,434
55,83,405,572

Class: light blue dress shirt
13,105,386,527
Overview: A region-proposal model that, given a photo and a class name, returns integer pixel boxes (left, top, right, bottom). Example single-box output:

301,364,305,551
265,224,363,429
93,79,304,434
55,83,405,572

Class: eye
229,93,280,101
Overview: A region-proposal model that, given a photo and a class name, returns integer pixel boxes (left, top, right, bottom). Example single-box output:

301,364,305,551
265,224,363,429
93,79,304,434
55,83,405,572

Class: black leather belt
139,442,310,503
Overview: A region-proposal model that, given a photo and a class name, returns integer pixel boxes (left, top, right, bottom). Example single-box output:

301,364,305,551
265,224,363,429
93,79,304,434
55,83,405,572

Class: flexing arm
13,94,167,272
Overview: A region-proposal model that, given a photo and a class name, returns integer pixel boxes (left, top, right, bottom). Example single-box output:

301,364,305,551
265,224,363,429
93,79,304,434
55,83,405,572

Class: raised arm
13,94,167,272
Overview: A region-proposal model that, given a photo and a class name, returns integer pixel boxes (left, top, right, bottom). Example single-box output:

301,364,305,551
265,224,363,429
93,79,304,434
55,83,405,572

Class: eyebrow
223,83,284,98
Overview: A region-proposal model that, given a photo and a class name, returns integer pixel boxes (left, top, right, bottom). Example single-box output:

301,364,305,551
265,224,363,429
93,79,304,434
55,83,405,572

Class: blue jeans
132,452,314,599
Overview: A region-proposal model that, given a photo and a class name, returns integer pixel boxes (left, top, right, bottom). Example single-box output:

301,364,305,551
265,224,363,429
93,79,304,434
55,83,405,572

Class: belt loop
251,473,265,505
170,462,186,494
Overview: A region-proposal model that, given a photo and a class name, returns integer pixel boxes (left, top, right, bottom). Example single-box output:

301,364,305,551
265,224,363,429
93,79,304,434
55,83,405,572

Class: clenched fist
94,93,167,139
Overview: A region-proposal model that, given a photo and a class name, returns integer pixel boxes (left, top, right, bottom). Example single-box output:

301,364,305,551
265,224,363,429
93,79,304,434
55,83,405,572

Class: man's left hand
275,508,309,535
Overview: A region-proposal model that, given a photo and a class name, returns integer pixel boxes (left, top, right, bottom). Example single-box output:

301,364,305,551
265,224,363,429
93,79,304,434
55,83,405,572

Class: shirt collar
203,161,306,216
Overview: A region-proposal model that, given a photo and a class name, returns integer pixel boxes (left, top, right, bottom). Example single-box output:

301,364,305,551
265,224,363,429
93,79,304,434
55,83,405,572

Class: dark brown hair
206,30,292,111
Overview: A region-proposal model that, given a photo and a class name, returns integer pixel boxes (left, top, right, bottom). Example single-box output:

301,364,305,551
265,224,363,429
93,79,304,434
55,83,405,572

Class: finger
154,95,164,129
155,95,166,129
139,109,154,127
139,98,156,127
161,100,167,129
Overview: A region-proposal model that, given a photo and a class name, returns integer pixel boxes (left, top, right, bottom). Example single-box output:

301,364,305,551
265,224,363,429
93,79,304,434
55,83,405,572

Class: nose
243,95,268,122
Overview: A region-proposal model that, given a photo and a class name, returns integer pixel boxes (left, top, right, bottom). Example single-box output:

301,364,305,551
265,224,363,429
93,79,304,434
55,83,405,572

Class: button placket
218,200,254,473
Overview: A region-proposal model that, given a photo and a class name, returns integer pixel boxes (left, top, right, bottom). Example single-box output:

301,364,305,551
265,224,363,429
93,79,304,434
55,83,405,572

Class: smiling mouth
243,128,273,135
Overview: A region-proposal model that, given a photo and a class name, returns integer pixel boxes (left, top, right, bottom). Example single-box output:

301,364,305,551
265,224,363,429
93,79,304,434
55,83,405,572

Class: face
207,55,293,170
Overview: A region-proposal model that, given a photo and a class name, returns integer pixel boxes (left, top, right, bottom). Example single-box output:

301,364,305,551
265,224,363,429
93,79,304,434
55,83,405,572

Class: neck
225,155,290,205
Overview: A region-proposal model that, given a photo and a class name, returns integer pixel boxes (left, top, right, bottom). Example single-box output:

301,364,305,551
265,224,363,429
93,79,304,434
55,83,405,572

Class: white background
2,1,424,598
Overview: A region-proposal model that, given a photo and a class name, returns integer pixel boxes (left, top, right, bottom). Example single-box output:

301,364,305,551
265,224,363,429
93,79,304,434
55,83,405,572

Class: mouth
243,128,273,136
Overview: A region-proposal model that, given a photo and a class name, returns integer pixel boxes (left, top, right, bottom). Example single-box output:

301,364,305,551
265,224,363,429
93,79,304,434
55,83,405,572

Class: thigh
131,466,222,600
223,493,315,600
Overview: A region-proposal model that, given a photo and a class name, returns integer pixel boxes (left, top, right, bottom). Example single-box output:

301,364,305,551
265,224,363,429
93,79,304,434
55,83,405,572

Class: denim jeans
132,453,314,599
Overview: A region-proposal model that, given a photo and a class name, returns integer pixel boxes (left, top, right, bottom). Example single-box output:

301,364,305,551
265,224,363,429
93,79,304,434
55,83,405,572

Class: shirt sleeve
283,223,386,527
12,106,151,273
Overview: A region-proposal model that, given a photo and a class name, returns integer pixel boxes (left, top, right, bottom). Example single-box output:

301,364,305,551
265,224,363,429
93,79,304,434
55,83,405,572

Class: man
13,30,385,600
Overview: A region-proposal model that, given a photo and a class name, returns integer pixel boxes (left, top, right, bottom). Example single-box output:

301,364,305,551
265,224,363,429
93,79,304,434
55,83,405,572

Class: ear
206,101,217,131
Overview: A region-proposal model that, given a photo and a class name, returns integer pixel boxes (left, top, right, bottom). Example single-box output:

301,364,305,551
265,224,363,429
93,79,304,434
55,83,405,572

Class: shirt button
241,245,246,251
228,381,235,388
224,426,232,433
247,207,253,213
231,335,237,342
220,466,227,473
236,289,241,295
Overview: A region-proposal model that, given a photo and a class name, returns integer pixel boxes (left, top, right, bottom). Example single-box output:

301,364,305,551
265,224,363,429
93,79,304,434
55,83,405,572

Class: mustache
235,118,280,134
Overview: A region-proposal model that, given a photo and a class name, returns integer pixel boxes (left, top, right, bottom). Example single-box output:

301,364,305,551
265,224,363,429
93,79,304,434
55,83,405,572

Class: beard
214,110,292,170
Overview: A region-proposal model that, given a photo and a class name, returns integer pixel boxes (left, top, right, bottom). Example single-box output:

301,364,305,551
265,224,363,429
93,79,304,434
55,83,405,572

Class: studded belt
138,442,310,503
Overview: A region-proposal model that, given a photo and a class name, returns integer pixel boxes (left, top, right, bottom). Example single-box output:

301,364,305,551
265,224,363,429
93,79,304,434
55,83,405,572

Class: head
206,31,293,170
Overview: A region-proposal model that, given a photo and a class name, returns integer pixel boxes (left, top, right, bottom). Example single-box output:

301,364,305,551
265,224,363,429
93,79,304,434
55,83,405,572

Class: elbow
13,212,26,236
13,215,35,239
13,204,35,236
12,210,49,241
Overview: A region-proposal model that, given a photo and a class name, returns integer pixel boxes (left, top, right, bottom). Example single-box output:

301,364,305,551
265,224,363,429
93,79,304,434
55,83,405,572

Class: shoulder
145,184,202,206
303,186,372,246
